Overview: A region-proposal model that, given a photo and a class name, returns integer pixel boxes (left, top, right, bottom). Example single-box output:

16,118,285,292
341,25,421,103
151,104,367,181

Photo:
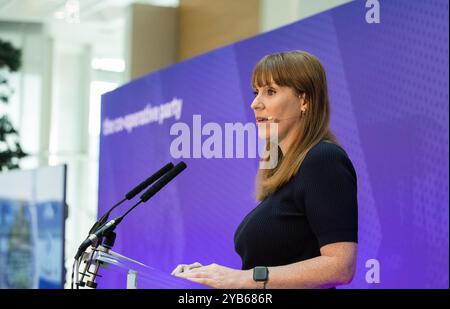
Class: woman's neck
278,125,302,155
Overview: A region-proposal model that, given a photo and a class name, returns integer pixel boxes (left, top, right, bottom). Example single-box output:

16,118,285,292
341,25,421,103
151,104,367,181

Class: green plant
0,38,26,171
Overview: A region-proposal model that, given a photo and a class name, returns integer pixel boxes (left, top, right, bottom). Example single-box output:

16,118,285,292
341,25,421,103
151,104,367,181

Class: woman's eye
267,89,276,95
253,91,258,96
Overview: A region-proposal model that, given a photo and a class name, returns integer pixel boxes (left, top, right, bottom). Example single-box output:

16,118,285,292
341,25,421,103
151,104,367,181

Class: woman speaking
172,51,358,289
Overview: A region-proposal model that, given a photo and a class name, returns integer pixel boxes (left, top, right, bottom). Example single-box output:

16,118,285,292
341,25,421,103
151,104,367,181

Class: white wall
260,0,353,32
48,41,93,286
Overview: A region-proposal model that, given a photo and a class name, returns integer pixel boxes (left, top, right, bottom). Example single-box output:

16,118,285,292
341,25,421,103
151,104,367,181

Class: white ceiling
0,0,178,23
0,0,179,58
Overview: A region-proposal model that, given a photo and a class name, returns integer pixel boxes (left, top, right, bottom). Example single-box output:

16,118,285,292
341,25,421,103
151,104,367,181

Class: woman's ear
298,93,308,112
301,102,308,113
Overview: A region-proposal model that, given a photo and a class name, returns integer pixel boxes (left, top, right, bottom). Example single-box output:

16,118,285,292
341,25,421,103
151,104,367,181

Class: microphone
87,162,174,234
140,161,187,202
124,162,175,200
74,162,187,259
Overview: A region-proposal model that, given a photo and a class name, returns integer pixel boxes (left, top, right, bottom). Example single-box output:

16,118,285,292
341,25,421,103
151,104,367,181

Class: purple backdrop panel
98,0,448,288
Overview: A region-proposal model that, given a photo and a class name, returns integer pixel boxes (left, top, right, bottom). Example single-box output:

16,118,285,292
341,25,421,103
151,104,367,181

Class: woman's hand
172,263,253,289
171,262,203,275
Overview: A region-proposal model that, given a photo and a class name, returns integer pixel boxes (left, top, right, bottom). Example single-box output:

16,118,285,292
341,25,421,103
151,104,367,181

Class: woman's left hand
174,263,253,289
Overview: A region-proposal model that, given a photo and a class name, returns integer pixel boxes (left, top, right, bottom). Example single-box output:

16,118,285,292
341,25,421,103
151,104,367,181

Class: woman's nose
251,97,263,110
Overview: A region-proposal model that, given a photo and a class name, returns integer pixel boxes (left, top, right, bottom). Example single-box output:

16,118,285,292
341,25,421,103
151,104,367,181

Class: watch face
253,266,268,282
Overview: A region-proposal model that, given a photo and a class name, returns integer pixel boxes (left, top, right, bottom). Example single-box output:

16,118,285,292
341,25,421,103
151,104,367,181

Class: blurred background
0,0,354,288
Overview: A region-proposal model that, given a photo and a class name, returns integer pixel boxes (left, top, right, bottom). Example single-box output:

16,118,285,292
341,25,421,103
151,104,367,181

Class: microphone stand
77,230,116,288
75,200,142,289
73,162,186,289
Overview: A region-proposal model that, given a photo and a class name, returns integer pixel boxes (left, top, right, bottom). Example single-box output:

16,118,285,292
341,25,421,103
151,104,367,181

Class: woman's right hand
171,262,203,276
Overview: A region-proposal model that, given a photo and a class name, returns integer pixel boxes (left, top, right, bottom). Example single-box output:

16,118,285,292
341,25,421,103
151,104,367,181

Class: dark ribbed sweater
234,140,358,271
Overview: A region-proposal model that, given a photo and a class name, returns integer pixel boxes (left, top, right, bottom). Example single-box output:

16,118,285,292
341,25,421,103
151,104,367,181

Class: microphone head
125,162,174,200
173,161,187,171
140,161,187,202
